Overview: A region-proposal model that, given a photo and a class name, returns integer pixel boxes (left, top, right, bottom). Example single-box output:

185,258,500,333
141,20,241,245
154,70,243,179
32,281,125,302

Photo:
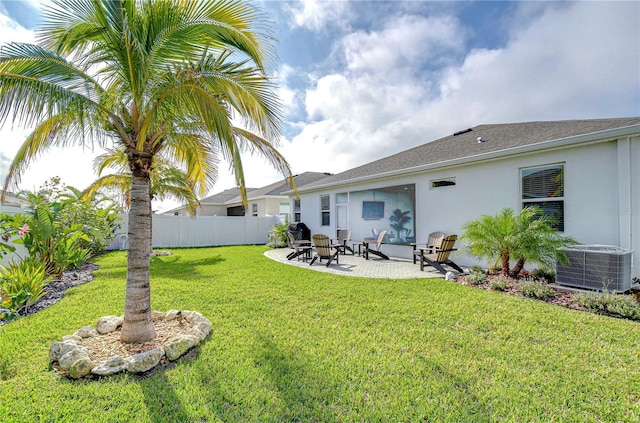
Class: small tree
461,207,576,277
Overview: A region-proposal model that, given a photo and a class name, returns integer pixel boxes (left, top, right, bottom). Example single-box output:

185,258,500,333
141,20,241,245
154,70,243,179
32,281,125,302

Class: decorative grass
1,246,639,422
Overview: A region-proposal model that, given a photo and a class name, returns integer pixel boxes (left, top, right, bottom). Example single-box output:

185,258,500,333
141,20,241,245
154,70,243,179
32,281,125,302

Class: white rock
49,340,81,363
126,347,165,373
165,310,180,321
91,356,127,376
69,357,95,379
96,315,123,334
62,334,83,343
75,326,99,338
163,334,200,361
151,310,165,321
58,346,90,370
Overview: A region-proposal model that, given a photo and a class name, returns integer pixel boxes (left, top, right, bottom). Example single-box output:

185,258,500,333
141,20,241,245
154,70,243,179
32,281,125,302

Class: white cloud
284,1,639,178
0,10,34,44
286,0,352,32
343,14,465,74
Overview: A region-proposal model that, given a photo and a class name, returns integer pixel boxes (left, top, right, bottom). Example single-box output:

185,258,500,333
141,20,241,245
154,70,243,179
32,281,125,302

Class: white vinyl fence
106,214,281,250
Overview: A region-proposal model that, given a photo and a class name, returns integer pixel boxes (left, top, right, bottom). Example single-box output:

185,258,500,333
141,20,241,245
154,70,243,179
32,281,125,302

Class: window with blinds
521,163,565,231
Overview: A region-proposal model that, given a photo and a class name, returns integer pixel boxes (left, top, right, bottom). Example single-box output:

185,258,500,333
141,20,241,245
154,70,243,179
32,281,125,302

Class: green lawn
1,246,639,422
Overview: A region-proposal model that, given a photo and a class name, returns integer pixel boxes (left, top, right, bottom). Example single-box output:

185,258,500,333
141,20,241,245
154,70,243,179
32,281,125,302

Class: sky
0,0,638,212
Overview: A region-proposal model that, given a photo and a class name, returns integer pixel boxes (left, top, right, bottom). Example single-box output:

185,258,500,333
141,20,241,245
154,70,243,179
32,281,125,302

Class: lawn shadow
137,365,191,422
252,333,338,421
416,354,494,421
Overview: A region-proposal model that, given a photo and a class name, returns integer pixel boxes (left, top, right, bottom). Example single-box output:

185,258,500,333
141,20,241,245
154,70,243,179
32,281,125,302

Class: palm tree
83,148,203,215
461,207,576,277
0,0,292,343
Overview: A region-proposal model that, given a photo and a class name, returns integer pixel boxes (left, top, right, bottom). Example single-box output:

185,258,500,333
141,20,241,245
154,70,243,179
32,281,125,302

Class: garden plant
460,207,576,277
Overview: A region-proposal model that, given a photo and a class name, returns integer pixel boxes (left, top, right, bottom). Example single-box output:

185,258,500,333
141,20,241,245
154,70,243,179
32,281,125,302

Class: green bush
465,269,486,285
267,222,289,248
489,275,511,291
0,256,52,320
12,188,119,277
461,207,576,277
531,268,556,283
517,280,556,300
573,292,640,321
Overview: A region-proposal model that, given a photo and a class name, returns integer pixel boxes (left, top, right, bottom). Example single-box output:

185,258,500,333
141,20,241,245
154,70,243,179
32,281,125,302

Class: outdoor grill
288,222,311,241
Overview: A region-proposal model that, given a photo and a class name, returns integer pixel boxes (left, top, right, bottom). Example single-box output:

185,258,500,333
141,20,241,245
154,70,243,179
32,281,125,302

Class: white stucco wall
296,136,639,278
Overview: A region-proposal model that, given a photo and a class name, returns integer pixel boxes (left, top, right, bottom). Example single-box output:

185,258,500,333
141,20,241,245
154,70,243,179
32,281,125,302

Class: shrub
465,268,486,285
461,207,576,278
489,275,511,291
12,189,118,277
517,280,556,300
0,256,52,320
573,292,640,321
267,222,289,248
532,268,556,283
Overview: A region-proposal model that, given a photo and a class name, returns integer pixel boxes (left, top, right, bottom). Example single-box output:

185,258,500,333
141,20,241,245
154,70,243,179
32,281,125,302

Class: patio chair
414,234,464,274
286,232,312,261
334,229,354,255
363,230,389,260
412,231,447,264
310,233,340,266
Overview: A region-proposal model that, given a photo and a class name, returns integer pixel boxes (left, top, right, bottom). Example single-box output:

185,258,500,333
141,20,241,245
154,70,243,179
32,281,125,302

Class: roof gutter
293,123,640,194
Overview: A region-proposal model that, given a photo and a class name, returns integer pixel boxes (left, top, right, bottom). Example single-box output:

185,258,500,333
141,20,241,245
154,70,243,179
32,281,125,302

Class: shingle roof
225,171,333,203
300,117,640,190
200,187,256,204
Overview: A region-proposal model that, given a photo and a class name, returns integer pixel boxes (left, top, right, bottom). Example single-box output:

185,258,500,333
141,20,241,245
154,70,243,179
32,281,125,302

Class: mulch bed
452,272,640,320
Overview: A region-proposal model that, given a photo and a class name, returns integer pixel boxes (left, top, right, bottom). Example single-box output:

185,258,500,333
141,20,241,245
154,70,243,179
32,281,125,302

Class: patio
264,247,453,279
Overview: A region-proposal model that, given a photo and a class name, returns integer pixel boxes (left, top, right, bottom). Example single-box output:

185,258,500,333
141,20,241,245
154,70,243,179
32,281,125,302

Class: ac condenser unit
556,245,633,292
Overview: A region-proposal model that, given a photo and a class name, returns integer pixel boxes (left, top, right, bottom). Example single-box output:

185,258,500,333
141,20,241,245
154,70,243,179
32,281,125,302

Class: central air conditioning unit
556,245,633,292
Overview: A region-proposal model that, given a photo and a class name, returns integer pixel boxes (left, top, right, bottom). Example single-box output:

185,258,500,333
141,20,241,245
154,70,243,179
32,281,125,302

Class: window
251,203,258,217
521,164,564,231
294,199,301,222
279,202,289,221
430,177,456,189
321,195,330,226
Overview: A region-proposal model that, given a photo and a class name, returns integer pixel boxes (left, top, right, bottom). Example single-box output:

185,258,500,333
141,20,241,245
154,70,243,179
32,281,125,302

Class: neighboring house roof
199,187,257,205
225,172,333,204
298,117,640,192
0,191,28,207
161,187,257,214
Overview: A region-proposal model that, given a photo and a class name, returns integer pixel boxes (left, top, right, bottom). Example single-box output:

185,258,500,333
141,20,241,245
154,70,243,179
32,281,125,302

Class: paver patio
264,247,458,279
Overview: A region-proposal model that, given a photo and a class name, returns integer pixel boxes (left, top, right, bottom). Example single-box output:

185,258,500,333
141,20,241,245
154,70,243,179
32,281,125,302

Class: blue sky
0,0,638,212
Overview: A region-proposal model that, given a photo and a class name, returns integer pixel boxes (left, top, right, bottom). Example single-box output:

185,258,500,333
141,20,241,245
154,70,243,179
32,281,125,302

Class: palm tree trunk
510,258,526,278
500,252,510,276
121,174,156,343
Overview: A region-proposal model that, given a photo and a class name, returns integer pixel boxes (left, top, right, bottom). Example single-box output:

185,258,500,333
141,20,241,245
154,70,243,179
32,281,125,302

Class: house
0,191,28,215
164,172,332,220
290,117,640,278
163,187,257,216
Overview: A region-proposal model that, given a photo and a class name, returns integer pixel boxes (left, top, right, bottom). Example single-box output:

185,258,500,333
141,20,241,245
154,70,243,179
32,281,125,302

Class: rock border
49,310,211,379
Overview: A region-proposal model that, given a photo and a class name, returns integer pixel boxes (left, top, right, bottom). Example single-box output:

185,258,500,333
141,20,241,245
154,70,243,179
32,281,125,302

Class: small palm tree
461,207,576,277
0,0,293,343
389,209,411,242
83,148,203,215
